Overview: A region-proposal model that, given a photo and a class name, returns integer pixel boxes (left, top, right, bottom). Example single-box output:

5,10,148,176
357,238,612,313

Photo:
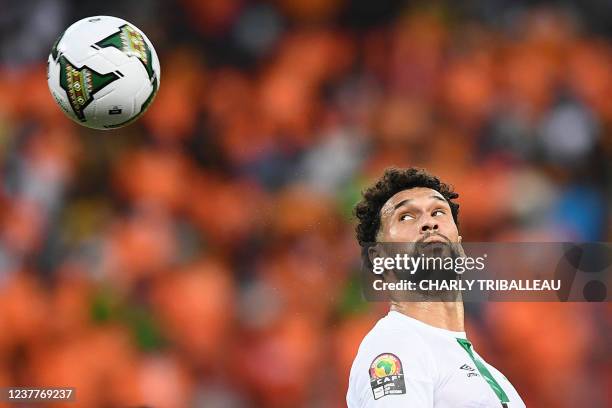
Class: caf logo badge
369,353,406,400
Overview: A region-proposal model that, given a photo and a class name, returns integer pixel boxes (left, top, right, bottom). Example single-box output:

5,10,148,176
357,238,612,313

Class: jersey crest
369,353,406,400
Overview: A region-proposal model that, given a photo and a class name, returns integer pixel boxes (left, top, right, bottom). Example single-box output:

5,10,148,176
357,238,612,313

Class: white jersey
347,311,525,408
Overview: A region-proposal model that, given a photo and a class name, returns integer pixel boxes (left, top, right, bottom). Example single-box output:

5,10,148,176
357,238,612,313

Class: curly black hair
354,167,459,246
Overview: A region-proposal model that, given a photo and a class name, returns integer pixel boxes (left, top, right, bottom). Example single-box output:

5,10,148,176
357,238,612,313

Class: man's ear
456,235,466,258
368,244,381,266
368,242,390,265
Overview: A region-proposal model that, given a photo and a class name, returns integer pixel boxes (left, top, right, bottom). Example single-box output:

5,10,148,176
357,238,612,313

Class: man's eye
432,209,445,216
400,214,414,221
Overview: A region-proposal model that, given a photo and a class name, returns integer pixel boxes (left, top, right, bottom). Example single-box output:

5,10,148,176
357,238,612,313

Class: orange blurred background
0,0,610,407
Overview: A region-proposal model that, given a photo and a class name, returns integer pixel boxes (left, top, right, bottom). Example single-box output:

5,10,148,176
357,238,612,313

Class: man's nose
421,218,439,232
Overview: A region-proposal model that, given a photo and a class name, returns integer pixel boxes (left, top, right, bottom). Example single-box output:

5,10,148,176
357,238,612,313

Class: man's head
355,167,460,246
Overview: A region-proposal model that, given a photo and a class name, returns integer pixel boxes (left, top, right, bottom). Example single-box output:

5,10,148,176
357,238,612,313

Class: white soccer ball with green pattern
47,16,160,130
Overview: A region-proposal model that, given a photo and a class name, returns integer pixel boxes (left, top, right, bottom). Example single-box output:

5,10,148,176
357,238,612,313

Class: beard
392,234,463,300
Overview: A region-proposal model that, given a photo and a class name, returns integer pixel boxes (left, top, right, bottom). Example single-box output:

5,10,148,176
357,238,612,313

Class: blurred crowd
0,0,611,407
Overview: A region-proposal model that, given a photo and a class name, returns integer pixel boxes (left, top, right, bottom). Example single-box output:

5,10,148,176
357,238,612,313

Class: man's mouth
420,234,449,244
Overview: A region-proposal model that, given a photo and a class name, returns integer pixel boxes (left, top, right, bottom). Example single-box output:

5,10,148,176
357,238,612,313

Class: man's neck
390,301,465,332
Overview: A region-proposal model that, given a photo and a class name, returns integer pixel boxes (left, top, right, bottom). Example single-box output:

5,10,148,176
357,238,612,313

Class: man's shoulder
347,313,437,407
358,313,431,352
350,313,435,379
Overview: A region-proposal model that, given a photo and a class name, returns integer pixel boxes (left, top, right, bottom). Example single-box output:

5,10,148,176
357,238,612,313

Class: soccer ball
47,16,160,130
